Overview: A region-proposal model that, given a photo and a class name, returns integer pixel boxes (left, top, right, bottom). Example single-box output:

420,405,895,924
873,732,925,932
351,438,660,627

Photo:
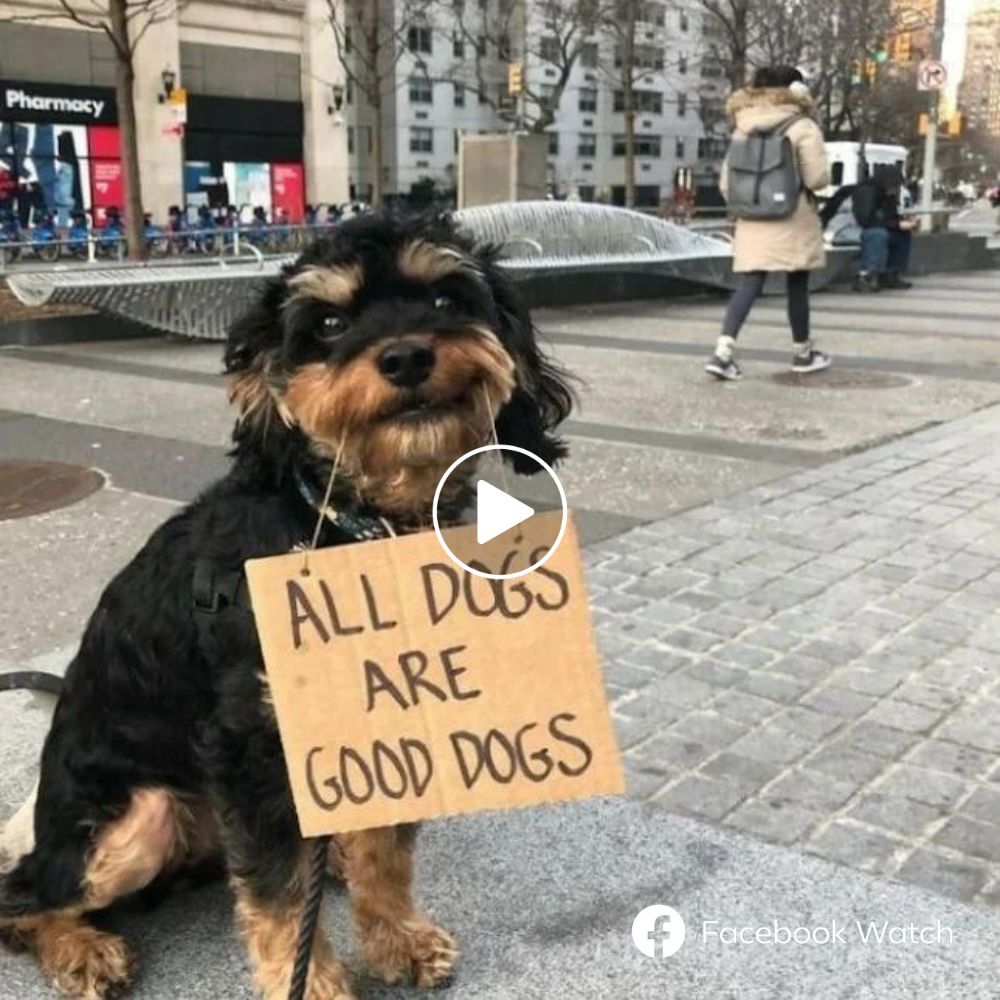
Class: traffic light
508,62,524,96
874,40,889,64
948,112,963,137
893,31,912,63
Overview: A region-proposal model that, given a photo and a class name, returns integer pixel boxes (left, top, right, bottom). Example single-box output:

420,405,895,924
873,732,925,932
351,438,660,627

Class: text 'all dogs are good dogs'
246,512,624,836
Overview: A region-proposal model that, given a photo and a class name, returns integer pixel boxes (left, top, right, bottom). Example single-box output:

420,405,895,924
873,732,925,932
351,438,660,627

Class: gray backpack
725,115,804,220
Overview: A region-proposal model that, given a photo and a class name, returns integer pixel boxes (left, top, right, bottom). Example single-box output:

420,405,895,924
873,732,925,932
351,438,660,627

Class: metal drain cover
0,460,105,521
772,369,912,389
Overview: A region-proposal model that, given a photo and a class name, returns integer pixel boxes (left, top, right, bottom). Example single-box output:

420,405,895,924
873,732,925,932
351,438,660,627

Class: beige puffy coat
720,87,830,273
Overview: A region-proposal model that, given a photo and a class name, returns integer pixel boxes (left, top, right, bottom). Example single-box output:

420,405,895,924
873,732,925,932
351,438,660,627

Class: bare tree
439,0,601,133
3,0,178,258
327,0,431,208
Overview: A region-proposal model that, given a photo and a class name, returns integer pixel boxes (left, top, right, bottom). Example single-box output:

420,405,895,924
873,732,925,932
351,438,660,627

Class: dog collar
293,466,393,542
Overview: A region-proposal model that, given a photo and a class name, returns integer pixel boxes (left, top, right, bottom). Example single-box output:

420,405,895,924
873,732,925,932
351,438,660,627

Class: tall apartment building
959,1,1000,137
346,0,704,208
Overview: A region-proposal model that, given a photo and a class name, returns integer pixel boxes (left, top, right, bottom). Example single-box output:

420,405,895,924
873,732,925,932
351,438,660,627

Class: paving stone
833,666,908,698
861,699,945,735
770,653,835,682
642,675,718,710
692,612,751,638
833,721,921,759
847,792,944,836
933,816,1000,863
806,821,904,873
800,686,876,719
895,849,991,901
629,599,696,628
772,706,846,741
739,626,801,652
711,644,776,670
728,727,813,766
763,769,858,812
806,747,888,785
612,714,659,750
623,761,674,800
711,690,783,726
659,628,723,654
935,699,1000,753
735,672,812,703
701,751,785,789
623,644,695,673
959,786,1000,827
631,732,717,771
893,681,962,713
603,660,654,690
666,712,748,751
877,765,969,809
653,775,748,821
905,740,996,780
676,660,747,690
726,798,820,845
669,589,724,612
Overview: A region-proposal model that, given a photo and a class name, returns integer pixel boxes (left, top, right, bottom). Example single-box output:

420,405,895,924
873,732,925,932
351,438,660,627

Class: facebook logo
632,905,686,959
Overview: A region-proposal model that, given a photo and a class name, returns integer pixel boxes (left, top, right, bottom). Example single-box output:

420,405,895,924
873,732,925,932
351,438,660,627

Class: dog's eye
433,294,452,310
321,316,345,340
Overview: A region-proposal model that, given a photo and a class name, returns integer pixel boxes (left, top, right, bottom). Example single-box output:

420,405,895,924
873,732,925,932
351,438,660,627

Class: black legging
722,270,811,343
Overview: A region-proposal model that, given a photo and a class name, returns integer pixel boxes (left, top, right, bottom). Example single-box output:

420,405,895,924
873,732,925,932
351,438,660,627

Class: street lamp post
919,0,946,220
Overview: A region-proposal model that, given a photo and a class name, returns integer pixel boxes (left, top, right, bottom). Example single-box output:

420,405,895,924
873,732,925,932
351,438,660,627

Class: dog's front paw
304,959,357,1000
363,918,457,989
45,926,134,1000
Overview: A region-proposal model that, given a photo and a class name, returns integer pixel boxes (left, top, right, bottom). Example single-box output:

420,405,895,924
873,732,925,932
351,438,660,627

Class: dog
0,212,572,999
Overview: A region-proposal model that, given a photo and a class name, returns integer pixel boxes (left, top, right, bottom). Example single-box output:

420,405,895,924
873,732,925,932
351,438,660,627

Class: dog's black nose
377,342,436,387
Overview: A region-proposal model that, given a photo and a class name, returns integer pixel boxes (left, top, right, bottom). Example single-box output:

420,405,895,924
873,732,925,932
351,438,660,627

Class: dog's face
224,215,571,517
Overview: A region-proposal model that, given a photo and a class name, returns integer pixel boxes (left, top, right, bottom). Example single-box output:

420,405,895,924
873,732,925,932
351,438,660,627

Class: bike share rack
5,203,736,341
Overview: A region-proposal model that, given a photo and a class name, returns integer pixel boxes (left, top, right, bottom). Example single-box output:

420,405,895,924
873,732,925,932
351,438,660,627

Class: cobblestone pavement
594,405,1000,907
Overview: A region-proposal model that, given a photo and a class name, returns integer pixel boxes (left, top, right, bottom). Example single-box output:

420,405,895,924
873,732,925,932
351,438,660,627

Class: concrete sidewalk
3,408,1000,998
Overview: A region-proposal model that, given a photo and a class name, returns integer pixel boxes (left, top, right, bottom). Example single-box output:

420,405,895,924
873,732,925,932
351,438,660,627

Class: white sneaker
791,348,831,374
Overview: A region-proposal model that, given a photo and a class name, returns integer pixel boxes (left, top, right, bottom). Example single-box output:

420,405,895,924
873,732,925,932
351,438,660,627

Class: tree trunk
110,0,146,261
623,107,636,207
371,96,383,209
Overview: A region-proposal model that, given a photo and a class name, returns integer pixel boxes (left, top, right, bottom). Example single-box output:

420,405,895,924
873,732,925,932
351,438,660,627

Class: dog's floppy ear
224,277,288,437
480,253,574,474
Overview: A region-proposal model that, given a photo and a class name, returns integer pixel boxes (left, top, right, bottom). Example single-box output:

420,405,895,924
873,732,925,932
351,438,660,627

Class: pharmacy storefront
0,79,123,225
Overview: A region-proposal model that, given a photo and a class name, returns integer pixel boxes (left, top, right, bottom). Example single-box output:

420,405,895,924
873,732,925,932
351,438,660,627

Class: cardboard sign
246,512,623,836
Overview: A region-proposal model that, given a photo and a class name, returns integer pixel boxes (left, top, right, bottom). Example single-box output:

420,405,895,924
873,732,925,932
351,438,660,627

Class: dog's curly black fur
0,213,572,999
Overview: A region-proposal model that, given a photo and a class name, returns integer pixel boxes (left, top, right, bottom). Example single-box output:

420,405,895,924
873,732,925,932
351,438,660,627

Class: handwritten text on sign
245,512,624,836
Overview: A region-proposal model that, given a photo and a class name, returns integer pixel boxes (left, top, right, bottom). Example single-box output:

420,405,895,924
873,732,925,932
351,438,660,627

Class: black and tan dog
0,213,572,999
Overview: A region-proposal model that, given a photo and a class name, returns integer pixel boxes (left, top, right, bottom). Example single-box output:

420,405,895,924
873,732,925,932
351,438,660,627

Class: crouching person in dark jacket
852,166,917,292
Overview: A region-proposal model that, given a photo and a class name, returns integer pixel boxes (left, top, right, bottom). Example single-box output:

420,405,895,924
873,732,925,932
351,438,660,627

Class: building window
617,44,664,71
476,35,487,56
638,2,666,26
478,86,488,104
678,54,688,74
612,133,661,157
408,25,432,54
538,83,559,110
454,130,460,154
680,10,689,31
675,138,686,159
409,76,433,104
410,126,433,153
579,87,597,113
548,131,559,154
453,32,464,58
580,42,598,68
346,78,353,104
677,92,687,116
347,126,355,154
498,33,512,59
344,25,352,53
454,83,465,107
578,132,596,157
540,36,560,62
614,89,663,113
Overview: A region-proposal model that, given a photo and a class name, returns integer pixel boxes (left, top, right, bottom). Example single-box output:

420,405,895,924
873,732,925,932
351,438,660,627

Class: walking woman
706,66,831,381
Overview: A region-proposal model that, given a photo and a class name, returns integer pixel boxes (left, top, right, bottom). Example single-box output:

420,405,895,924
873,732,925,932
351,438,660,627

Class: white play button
476,479,535,544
